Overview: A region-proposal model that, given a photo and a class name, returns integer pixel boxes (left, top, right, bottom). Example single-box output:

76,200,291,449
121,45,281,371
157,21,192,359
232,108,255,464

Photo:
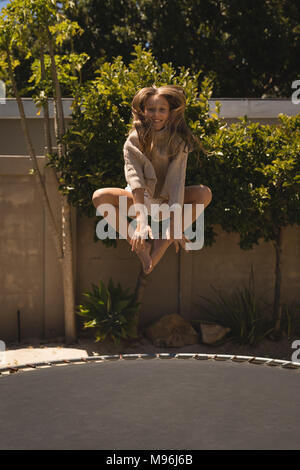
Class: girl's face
144,95,170,131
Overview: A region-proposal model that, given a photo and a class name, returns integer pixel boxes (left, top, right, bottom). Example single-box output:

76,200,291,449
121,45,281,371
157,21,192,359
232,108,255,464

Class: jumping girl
92,85,212,274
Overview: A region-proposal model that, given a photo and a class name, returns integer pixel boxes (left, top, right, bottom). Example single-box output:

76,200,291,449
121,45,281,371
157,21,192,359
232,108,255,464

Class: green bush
76,278,140,344
201,114,300,250
198,114,300,330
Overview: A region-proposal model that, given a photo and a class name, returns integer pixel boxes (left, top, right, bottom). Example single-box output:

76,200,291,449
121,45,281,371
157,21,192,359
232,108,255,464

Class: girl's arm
130,188,154,251
123,131,146,191
161,140,189,209
124,132,153,250
132,188,146,228
160,141,189,239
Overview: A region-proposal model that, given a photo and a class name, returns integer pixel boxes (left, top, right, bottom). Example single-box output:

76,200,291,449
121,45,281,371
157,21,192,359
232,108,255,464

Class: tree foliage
66,0,300,98
2,0,299,98
201,113,300,249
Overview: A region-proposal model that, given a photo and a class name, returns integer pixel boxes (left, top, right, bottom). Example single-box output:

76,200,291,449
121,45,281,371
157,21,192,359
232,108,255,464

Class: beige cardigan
123,128,189,208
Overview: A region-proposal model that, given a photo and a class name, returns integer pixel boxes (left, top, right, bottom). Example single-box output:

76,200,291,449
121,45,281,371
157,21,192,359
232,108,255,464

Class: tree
0,0,87,343
65,0,300,98
3,0,300,98
201,114,300,334
250,115,300,333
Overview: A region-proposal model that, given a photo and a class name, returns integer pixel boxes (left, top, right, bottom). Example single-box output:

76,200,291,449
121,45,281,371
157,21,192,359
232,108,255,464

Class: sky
0,0,10,12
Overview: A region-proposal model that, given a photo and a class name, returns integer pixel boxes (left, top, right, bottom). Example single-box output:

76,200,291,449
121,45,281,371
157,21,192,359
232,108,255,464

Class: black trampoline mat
0,358,299,450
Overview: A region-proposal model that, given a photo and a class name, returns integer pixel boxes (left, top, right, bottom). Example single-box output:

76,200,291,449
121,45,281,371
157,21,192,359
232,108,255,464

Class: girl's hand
130,224,154,252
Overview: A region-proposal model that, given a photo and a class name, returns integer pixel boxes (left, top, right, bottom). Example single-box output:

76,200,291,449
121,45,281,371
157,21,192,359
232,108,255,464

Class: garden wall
0,98,299,342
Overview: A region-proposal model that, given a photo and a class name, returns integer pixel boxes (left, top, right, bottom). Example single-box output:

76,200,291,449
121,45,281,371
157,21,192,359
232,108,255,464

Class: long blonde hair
129,84,205,161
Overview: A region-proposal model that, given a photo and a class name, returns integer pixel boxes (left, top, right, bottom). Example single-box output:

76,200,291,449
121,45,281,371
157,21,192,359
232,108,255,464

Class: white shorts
124,185,169,221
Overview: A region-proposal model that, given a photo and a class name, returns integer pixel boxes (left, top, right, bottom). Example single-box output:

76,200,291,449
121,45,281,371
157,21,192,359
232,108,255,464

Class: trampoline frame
1,352,300,377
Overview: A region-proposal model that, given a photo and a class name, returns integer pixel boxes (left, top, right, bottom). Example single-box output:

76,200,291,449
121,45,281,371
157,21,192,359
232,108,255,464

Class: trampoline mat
0,357,299,450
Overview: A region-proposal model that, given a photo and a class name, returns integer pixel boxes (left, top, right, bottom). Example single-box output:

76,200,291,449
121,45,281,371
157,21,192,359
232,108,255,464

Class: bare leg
148,185,213,272
134,240,153,274
111,204,153,274
92,188,153,274
148,238,173,272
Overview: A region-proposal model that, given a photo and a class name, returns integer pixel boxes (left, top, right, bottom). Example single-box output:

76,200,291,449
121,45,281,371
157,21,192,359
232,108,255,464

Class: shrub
194,267,274,346
279,302,300,339
76,278,140,344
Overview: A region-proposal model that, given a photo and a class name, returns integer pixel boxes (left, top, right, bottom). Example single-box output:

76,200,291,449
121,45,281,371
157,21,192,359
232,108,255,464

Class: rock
145,313,199,348
200,323,231,345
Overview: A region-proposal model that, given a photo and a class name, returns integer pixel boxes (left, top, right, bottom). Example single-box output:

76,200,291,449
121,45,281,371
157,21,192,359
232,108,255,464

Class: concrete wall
0,156,69,341
0,98,299,342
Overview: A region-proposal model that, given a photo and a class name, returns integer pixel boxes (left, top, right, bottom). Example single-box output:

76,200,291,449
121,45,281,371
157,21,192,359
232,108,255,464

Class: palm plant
76,278,140,344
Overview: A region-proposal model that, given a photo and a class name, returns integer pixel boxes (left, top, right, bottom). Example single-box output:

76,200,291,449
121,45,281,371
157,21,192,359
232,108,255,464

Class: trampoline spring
121,354,140,360
266,360,282,367
140,354,156,360
248,357,268,365
84,356,102,362
194,354,211,360
231,356,251,363
102,355,120,361
176,354,194,359
158,353,176,359
213,355,233,361
1,354,300,381
281,362,300,370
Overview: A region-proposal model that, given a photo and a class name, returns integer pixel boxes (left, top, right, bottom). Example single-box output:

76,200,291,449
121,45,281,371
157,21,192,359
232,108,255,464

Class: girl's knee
204,185,212,204
195,185,212,205
92,188,106,207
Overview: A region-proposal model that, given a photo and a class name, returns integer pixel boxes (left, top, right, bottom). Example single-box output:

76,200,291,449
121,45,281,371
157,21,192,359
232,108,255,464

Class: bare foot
135,241,153,274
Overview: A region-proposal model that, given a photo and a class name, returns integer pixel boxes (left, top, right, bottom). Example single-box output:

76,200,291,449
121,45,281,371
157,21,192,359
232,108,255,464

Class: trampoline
0,353,300,450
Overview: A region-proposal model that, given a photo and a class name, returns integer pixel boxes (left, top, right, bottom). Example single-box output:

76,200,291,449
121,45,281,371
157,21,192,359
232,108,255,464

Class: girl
92,85,212,274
